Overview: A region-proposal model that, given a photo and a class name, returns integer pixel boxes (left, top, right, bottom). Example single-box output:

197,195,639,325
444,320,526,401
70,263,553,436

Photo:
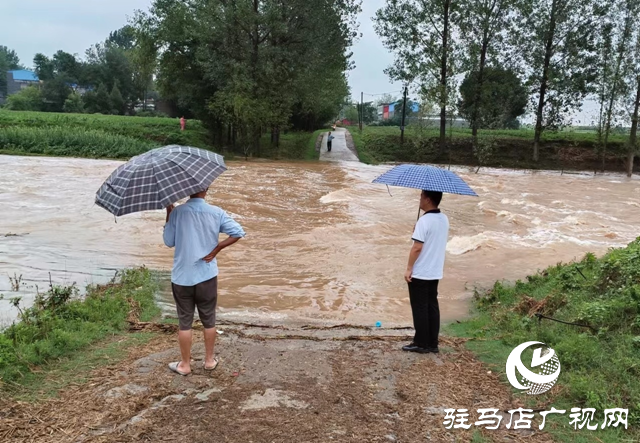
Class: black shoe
402,344,439,354
402,343,420,352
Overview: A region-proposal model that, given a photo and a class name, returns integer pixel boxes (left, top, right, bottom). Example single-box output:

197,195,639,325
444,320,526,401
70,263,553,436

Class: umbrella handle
386,185,393,197
417,206,421,221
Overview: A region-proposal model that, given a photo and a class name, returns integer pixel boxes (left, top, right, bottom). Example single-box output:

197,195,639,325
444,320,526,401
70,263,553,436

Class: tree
375,0,459,153
33,53,55,81
110,83,125,115
624,21,640,177
458,0,516,145
595,0,638,171
0,46,22,98
0,46,22,69
52,50,81,82
459,66,527,129
136,0,361,153
84,41,136,111
514,0,604,161
0,52,7,100
63,91,84,113
375,94,398,107
4,86,42,111
41,77,72,112
108,26,136,51
344,105,360,122
361,102,378,124
94,83,112,114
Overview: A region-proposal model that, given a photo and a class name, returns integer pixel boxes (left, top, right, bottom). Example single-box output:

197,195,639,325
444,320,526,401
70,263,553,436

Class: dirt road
1,324,552,443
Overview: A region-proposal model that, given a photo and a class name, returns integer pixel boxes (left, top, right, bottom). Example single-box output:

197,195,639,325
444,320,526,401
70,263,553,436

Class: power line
361,90,404,97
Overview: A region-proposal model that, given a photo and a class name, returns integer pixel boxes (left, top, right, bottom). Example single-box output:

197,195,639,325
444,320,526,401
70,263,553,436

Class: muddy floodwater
1,155,639,328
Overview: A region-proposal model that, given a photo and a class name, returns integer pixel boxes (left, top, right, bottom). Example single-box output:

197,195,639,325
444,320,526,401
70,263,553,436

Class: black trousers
408,278,440,349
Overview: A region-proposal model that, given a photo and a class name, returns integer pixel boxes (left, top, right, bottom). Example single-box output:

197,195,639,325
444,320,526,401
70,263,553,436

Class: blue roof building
1,69,40,104
8,70,39,82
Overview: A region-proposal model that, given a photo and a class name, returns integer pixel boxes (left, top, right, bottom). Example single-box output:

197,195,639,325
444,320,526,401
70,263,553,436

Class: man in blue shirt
163,188,245,376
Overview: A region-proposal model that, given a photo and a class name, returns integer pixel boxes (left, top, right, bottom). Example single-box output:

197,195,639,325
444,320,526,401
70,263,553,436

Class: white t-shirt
411,210,449,280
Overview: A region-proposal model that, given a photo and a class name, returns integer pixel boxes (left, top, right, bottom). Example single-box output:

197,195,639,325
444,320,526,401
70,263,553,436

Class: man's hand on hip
203,248,219,263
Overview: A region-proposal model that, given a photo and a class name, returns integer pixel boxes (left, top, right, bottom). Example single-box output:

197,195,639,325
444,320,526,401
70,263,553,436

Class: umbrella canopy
96,145,226,217
372,164,478,197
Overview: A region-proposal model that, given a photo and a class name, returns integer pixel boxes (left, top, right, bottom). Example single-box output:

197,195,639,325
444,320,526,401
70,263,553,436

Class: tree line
2,0,361,158
375,0,640,176
1,28,155,116
132,0,361,156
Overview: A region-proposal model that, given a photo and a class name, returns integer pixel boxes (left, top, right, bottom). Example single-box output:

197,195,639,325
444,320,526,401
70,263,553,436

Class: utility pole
400,86,408,143
360,92,364,131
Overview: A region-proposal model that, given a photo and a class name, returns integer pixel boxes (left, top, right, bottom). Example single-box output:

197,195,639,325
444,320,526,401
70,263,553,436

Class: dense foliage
374,0,640,174
0,268,159,385
453,238,640,432
459,67,527,130
131,0,360,157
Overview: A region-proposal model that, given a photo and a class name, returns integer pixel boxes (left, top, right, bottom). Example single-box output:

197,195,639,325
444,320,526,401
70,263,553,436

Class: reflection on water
1,155,639,328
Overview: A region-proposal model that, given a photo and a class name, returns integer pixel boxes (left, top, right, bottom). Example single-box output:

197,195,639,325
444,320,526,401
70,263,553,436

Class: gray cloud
0,0,151,64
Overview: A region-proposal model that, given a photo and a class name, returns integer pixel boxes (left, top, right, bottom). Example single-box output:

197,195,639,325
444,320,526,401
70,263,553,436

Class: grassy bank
0,110,324,161
257,129,324,160
348,125,636,172
448,238,640,441
0,268,160,390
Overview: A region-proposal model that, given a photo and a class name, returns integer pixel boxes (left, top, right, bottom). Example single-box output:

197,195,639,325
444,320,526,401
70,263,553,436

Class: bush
63,92,84,114
468,238,640,426
0,268,159,385
4,87,43,111
135,110,169,118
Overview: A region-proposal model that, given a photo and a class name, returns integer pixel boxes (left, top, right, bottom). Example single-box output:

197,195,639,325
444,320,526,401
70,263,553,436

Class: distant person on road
327,131,335,152
402,190,449,354
163,188,245,376
180,116,186,131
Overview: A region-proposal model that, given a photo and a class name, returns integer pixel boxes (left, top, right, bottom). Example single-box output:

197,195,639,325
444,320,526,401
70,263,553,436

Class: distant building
1,70,40,104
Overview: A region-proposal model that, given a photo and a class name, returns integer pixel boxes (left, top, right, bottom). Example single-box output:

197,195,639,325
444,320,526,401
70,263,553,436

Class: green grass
0,110,210,148
347,125,631,171
11,333,156,401
446,238,640,442
306,129,325,160
258,131,322,160
0,268,160,390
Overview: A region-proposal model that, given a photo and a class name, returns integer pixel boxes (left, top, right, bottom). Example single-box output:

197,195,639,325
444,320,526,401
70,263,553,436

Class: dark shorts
171,277,218,331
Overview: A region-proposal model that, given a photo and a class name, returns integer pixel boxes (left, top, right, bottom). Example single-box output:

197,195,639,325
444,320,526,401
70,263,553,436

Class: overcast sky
1,0,597,124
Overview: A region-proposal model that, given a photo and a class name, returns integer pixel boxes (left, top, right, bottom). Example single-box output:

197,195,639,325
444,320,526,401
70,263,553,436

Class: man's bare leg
177,329,193,374
204,327,217,368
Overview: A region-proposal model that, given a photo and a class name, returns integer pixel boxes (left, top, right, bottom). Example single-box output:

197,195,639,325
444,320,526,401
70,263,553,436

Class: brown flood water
1,155,639,328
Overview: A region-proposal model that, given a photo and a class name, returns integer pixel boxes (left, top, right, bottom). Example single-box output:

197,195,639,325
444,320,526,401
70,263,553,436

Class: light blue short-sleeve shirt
163,198,245,286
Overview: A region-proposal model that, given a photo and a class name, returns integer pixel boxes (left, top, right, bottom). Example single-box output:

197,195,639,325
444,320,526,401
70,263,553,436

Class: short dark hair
422,190,443,207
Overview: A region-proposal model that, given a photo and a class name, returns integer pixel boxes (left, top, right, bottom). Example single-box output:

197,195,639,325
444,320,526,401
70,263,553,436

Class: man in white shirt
403,190,449,354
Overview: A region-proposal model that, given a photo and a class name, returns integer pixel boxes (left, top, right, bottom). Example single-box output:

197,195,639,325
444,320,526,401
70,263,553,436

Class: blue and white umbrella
96,145,227,217
373,164,478,197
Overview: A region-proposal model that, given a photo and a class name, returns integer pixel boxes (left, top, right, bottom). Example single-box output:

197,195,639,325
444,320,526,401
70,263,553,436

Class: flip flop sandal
168,361,190,376
203,358,219,371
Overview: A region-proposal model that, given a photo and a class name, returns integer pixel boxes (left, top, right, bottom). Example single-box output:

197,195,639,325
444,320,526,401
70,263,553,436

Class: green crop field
0,110,321,160
0,110,210,159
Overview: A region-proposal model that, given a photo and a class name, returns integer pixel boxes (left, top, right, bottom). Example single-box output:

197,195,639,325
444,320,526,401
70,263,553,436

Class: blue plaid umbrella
373,164,478,197
96,145,226,217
